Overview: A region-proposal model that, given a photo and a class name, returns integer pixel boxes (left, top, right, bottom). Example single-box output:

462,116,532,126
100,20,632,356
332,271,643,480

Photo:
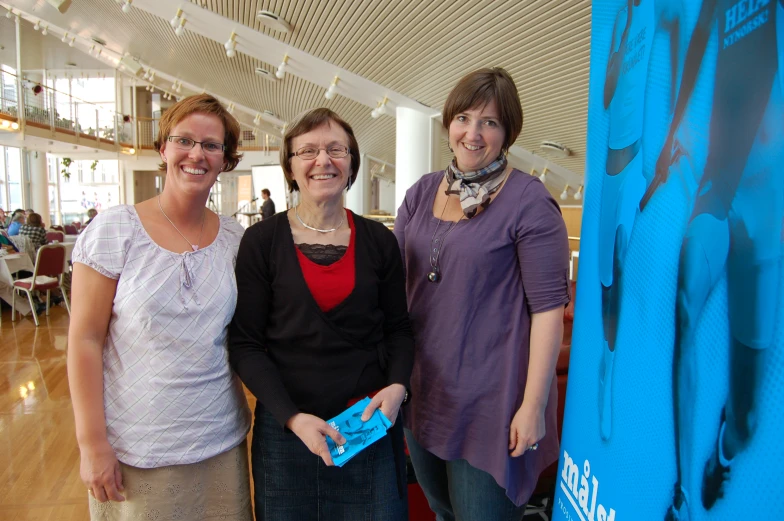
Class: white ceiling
1,0,591,201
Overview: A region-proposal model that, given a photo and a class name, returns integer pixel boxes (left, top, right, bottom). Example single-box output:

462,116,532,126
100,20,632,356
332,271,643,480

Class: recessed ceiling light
254,67,278,82
91,36,107,46
66,62,77,67
539,140,571,158
256,10,292,33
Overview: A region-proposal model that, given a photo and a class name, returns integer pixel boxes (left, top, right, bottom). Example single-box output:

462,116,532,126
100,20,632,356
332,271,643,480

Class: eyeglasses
167,136,227,155
289,145,350,160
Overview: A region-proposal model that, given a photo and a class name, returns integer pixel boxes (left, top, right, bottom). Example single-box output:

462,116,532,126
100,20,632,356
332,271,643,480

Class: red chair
50,225,65,232
64,224,78,235
72,221,82,231
12,243,71,326
46,231,65,243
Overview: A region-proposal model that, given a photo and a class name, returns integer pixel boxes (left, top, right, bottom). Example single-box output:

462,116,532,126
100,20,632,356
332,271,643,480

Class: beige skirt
89,440,252,521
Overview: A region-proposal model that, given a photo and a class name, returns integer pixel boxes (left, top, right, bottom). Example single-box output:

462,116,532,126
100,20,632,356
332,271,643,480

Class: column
395,107,432,215
27,150,50,224
345,152,371,215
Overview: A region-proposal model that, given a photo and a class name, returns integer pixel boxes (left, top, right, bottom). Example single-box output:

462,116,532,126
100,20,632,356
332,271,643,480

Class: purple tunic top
394,169,570,506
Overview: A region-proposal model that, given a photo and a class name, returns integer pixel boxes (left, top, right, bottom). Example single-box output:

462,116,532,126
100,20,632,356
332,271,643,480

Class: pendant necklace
296,205,344,233
158,195,205,253
428,196,463,283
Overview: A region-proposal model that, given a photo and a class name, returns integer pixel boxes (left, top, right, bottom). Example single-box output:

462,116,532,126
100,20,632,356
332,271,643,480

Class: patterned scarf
444,154,508,218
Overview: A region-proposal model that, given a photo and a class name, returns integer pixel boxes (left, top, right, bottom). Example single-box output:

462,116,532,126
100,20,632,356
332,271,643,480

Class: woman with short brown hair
68,94,252,520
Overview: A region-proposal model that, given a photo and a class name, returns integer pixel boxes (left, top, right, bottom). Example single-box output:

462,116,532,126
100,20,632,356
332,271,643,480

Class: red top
295,210,356,313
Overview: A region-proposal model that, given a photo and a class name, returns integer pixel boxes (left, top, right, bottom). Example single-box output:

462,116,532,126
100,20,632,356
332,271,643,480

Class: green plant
61,157,73,180
90,160,99,172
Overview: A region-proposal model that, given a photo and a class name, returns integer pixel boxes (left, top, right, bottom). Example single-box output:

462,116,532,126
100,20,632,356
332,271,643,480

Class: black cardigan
229,210,414,427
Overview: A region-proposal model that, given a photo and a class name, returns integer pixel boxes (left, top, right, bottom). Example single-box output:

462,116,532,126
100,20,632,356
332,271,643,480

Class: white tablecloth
0,253,35,315
64,234,79,243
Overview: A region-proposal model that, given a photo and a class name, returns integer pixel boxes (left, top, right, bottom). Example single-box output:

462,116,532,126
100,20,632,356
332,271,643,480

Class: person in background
85,208,98,226
260,188,276,219
0,208,6,229
7,213,25,236
394,67,570,520
230,107,413,520
19,212,47,250
67,94,252,521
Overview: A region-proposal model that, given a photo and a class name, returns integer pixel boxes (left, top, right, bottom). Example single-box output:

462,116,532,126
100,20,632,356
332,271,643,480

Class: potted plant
61,157,73,179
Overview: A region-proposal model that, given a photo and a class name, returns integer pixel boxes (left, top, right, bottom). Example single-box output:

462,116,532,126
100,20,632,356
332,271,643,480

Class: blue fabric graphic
555,1,784,520
325,397,393,467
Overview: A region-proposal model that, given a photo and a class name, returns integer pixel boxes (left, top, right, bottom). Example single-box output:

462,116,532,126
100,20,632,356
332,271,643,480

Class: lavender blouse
394,170,570,506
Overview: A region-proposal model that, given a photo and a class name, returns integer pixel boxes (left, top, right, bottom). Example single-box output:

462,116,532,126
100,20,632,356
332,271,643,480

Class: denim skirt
251,408,407,521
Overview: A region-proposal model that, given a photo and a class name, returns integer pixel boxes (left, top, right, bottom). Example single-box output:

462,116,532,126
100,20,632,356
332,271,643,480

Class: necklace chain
428,195,463,282
158,195,206,252
295,205,344,233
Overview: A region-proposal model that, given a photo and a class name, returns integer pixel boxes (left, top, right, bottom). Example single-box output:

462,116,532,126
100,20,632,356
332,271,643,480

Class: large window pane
5,146,22,210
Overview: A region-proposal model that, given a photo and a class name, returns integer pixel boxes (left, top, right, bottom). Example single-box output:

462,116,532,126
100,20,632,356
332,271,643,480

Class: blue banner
554,1,784,520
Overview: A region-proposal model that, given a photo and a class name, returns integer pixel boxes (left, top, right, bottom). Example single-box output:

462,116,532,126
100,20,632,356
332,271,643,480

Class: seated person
7,213,24,236
84,208,98,226
19,213,47,250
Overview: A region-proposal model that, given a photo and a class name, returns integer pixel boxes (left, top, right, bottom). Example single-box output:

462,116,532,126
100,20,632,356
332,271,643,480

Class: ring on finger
525,443,539,452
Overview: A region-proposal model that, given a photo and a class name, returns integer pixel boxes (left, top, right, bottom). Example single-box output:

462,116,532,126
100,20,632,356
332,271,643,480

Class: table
64,234,79,243
0,253,35,316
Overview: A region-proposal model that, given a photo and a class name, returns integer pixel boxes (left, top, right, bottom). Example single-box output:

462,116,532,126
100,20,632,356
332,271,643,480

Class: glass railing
0,70,119,144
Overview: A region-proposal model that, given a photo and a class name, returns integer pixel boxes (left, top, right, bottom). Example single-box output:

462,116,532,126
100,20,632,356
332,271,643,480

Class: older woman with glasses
230,107,414,521
68,94,252,520
395,67,570,520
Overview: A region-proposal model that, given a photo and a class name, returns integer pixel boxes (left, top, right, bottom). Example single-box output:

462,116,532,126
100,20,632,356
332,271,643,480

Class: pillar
395,107,433,215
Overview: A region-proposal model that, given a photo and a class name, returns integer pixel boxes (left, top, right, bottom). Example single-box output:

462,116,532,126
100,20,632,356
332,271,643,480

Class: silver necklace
158,195,205,252
428,196,463,283
295,205,344,233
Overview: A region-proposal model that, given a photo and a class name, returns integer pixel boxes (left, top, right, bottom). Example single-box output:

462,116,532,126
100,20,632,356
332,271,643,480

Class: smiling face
159,112,226,197
289,121,352,205
448,99,506,172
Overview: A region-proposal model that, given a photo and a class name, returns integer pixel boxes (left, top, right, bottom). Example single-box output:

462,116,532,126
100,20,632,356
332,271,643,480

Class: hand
509,402,546,458
361,384,406,426
286,413,347,466
639,136,675,211
79,439,125,502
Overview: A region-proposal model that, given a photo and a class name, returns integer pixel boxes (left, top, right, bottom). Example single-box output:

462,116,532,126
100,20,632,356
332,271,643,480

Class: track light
170,8,183,28
371,96,388,119
175,18,186,36
143,70,149,80
96,48,102,57
539,168,548,183
253,113,261,126
89,45,95,55
5,8,12,18
224,32,237,57
324,76,339,100
574,185,583,201
62,32,68,43
275,54,288,79
149,71,155,82
175,83,181,94
41,25,48,36
560,184,569,201
34,20,40,30
69,38,75,47
122,0,132,14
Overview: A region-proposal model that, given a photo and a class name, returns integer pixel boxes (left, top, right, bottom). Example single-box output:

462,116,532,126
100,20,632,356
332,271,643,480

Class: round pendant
427,271,440,283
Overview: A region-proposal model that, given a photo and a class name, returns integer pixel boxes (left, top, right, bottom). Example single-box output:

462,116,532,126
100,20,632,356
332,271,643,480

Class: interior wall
133,170,162,203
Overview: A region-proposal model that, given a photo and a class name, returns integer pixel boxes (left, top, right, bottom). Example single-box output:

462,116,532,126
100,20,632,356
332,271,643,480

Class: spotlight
539,167,548,183
62,32,68,43
275,54,288,79
122,0,132,14
324,76,339,100
170,8,183,28
560,184,569,201
41,25,48,36
370,96,388,119
34,20,40,30
11,122,19,130
224,31,237,57
89,45,95,55
69,37,75,47
6,8,12,18
574,185,583,201
1,120,10,128
175,18,186,36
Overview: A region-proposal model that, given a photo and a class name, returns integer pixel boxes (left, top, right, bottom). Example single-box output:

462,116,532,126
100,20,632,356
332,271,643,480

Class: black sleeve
374,224,415,390
229,223,300,427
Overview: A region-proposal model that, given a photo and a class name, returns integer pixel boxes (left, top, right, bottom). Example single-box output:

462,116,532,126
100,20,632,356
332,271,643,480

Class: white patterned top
72,205,251,468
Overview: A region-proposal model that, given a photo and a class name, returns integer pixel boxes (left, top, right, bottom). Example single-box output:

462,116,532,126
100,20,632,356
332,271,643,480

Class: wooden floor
0,305,256,521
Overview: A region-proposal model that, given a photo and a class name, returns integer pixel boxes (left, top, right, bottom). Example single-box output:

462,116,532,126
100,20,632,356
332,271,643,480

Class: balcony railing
0,70,122,146
1,70,279,153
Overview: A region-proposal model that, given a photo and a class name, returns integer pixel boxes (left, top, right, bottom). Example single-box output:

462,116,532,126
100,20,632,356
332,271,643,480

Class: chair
72,221,81,231
46,231,64,243
12,243,71,327
50,225,65,232
64,224,78,235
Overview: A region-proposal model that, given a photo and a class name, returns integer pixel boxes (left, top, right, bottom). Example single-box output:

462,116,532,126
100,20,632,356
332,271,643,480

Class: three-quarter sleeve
376,226,414,390
71,207,134,279
393,192,413,277
229,224,300,427
515,178,571,314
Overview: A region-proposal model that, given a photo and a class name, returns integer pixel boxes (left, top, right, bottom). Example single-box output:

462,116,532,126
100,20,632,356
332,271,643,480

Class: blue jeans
405,429,525,521
252,408,407,521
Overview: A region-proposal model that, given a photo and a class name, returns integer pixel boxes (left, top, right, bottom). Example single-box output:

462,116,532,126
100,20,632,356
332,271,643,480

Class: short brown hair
280,108,360,193
26,212,42,227
155,94,243,172
442,67,523,152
